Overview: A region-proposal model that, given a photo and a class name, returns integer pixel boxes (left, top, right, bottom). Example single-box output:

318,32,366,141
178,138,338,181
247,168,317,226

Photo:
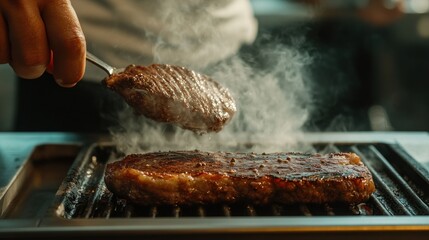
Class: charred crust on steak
104,151,376,205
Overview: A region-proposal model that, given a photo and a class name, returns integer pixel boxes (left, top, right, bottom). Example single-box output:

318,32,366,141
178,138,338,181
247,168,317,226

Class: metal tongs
85,52,123,76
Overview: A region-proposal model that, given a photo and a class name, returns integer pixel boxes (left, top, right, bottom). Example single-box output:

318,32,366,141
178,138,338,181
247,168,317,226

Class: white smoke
108,1,314,154
109,38,314,154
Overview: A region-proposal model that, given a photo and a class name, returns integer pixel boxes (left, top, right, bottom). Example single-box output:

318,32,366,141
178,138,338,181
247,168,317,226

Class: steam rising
110,40,313,154
108,2,314,154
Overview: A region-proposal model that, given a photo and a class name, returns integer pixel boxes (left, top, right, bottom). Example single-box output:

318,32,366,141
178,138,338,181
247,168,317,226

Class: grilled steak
104,151,375,205
103,64,236,133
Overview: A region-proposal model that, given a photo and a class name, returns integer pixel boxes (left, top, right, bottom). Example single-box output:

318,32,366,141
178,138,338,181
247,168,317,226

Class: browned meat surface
103,64,236,133
104,151,375,205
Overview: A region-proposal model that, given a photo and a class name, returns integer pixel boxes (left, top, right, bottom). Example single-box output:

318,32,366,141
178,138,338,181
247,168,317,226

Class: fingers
41,0,86,87
0,13,9,64
0,0,50,79
0,0,86,87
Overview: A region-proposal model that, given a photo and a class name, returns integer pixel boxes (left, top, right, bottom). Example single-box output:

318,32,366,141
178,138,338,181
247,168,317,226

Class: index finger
41,0,86,87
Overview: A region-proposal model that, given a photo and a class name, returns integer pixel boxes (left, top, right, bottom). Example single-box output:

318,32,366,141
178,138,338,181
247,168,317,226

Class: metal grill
52,142,429,219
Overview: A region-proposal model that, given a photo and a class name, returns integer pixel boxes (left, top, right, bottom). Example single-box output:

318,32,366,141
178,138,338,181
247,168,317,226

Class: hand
0,0,86,87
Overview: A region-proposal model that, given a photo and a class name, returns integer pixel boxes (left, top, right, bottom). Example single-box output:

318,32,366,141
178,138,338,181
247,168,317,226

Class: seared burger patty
104,151,375,205
103,64,236,133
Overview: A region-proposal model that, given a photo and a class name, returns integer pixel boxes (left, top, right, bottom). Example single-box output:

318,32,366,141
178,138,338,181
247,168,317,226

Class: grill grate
52,143,429,219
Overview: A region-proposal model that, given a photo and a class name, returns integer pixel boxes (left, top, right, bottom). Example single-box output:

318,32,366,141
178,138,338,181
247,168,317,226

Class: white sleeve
73,0,258,81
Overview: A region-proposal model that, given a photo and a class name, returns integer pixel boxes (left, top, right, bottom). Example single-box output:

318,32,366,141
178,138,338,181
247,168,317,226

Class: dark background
11,0,429,132
247,0,429,131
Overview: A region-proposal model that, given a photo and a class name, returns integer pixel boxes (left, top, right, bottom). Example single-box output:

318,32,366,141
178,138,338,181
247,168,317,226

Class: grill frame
1,133,429,239
50,142,429,220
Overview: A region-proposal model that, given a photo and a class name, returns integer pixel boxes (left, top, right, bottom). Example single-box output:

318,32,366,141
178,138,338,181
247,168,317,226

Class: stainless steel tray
1,136,429,239
0,144,80,219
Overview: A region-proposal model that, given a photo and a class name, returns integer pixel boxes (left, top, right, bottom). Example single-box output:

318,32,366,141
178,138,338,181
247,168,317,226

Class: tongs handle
86,51,116,76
